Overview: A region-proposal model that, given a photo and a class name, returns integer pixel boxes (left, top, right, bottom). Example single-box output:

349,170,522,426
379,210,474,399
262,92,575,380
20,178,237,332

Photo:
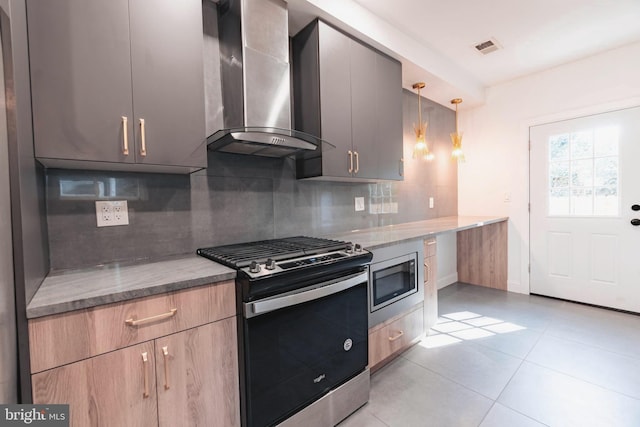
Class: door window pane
594,127,619,156
571,188,593,215
549,134,570,161
548,127,619,217
570,131,593,159
549,161,569,187
571,159,593,187
549,188,570,216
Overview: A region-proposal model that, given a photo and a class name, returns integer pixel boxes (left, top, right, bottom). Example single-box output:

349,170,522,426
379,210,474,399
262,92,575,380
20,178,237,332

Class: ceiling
287,0,640,108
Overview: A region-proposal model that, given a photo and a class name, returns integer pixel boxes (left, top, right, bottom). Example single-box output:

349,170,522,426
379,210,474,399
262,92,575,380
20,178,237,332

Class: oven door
242,271,368,427
369,253,418,311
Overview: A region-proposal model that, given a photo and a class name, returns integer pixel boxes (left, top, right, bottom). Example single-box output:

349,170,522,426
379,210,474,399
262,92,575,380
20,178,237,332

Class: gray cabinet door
318,22,352,178
375,54,403,180
28,0,135,164
349,39,377,179
129,0,206,168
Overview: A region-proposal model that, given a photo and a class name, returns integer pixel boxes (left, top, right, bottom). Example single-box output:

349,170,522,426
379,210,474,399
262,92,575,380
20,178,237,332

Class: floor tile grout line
398,351,503,403
472,296,548,427
521,358,640,403
484,310,551,426
542,329,640,362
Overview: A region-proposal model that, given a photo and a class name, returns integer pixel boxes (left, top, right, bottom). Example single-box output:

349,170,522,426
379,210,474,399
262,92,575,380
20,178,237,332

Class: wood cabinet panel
457,221,508,290
368,305,424,370
32,341,158,427
29,281,235,373
156,318,240,427
423,238,438,332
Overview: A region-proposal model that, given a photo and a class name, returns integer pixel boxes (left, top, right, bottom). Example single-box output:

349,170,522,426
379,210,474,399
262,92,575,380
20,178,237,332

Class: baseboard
437,272,458,290
507,280,529,294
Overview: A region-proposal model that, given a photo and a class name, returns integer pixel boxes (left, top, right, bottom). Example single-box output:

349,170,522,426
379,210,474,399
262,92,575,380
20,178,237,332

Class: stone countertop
27,215,507,319
27,255,236,319
329,216,508,250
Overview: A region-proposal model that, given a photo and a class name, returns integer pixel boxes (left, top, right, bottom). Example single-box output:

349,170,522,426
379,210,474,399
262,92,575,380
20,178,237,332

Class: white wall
458,41,640,294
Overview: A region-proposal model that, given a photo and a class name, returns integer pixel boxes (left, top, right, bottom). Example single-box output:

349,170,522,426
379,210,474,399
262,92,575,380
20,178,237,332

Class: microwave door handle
245,271,368,318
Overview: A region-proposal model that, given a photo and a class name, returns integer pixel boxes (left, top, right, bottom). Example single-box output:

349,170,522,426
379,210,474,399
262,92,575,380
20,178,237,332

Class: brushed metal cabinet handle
139,118,147,157
388,330,404,341
122,116,129,156
141,352,149,398
125,308,177,327
162,346,170,390
348,150,354,174
424,262,430,284
354,151,359,174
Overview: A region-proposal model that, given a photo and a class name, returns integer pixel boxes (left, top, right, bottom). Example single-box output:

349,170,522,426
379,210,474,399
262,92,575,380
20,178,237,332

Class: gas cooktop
197,236,368,279
197,236,353,268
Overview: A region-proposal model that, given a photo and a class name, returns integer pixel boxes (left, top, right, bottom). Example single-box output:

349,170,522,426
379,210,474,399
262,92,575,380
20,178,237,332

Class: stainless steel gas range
198,236,372,427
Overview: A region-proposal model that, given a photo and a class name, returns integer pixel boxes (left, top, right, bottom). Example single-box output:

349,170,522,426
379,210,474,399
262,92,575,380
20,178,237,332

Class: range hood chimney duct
209,0,327,157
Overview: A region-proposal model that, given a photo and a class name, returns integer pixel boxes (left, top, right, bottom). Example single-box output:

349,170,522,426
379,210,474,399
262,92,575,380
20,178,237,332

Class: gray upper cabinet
292,20,403,181
374,53,404,181
27,0,206,173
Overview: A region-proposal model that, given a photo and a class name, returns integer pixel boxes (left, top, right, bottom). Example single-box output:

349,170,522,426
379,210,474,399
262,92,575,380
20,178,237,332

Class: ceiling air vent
474,38,501,55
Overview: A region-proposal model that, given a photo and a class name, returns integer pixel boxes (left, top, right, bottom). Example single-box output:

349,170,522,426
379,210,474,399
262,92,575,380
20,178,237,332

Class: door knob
632,204,640,211
631,219,640,226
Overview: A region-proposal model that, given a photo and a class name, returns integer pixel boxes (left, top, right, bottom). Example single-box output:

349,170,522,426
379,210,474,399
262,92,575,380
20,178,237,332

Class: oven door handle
245,271,368,318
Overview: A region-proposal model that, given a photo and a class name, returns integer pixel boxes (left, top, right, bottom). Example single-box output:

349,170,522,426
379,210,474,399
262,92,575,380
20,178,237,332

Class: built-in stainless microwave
368,240,425,327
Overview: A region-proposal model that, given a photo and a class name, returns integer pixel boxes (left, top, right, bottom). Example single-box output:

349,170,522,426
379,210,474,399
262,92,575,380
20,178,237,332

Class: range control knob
354,244,362,252
345,243,353,253
265,258,276,270
249,261,261,273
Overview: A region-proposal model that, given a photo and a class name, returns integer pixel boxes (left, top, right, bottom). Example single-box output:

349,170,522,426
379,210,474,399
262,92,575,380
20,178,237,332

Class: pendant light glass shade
450,98,465,162
412,83,434,161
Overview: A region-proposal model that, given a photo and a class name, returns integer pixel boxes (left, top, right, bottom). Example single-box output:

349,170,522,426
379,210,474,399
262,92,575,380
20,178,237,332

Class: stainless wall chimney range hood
210,0,331,158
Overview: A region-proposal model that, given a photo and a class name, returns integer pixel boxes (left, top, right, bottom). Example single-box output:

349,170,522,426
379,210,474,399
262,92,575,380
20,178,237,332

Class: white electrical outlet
96,200,129,227
355,197,365,212
429,197,434,209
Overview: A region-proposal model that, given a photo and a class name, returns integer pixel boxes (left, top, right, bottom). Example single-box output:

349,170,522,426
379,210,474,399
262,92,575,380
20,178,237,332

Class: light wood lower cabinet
32,341,159,426
30,282,240,427
368,304,424,370
156,318,239,427
424,238,438,332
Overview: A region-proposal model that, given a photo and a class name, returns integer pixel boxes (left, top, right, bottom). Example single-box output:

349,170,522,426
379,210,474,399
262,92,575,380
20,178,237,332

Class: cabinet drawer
29,281,236,373
424,237,437,257
368,306,424,369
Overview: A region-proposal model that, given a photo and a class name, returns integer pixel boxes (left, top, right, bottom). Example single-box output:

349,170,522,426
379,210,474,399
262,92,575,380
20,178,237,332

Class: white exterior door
530,106,640,312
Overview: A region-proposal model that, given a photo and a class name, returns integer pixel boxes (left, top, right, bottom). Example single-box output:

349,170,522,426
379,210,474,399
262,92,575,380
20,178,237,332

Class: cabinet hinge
528,203,531,212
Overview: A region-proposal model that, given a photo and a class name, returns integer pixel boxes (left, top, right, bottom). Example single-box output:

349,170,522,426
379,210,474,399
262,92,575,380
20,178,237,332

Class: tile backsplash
45,91,457,270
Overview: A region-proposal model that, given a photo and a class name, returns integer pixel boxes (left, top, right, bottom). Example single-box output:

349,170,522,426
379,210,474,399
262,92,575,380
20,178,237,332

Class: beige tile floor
340,283,640,427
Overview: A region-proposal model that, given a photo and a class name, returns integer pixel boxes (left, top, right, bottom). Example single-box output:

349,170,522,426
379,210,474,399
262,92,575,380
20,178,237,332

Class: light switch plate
355,197,365,212
96,200,129,227
429,197,434,209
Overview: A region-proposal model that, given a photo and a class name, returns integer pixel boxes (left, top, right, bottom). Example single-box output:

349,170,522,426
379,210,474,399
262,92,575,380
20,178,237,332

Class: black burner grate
197,236,348,268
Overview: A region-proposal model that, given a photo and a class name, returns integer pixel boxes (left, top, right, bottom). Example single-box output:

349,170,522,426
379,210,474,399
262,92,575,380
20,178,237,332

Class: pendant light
450,98,465,162
412,82,434,161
